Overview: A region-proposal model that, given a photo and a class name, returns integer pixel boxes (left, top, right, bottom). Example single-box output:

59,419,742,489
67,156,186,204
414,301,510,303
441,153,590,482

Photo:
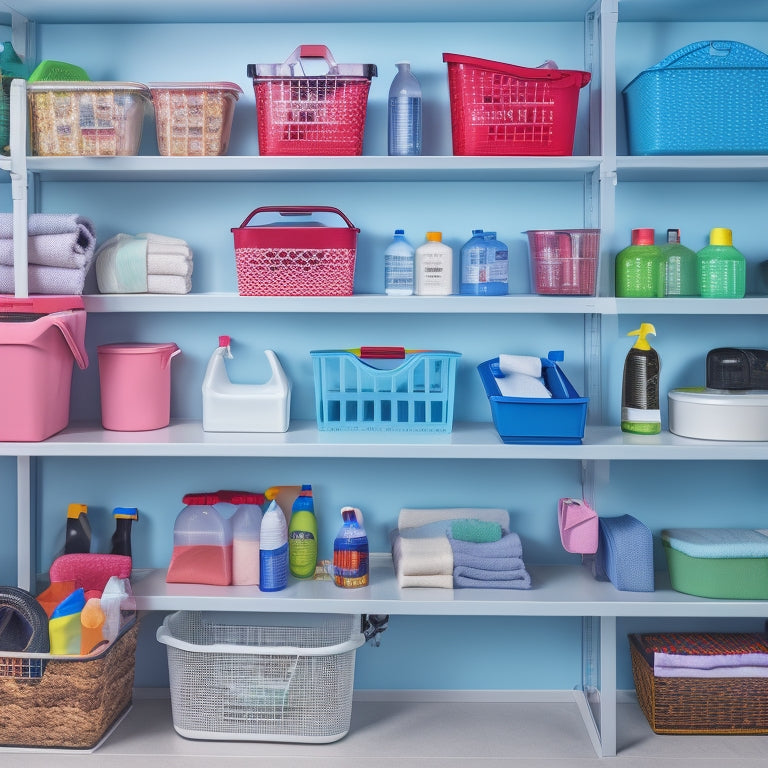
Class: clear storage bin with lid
166,493,233,586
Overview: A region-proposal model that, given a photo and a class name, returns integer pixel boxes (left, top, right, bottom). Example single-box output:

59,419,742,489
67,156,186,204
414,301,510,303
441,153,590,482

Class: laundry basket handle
283,45,339,74
236,205,358,231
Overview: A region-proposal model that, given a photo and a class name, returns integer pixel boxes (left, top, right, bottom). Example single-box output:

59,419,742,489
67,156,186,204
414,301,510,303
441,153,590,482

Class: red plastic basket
231,206,360,296
248,45,377,156
442,53,591,156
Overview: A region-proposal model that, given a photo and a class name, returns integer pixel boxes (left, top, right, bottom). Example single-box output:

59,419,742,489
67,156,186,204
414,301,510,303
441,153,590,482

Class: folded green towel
449,519,502,543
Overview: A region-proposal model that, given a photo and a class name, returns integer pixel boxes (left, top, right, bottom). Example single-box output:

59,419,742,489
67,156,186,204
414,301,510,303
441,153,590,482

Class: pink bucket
98,342,181,431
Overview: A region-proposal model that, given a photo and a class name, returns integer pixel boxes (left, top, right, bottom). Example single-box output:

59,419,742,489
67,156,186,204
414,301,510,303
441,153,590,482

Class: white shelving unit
4,0,768,760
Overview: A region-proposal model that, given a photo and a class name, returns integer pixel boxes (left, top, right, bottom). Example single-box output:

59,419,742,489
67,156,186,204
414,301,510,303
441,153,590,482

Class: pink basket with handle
232,205,360,296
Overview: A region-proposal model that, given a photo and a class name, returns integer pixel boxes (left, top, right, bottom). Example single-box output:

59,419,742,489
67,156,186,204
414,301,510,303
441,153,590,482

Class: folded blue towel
448,531,523,562
450,554,526,572
662,528,768,559
595,515,654,592
453,565,531,590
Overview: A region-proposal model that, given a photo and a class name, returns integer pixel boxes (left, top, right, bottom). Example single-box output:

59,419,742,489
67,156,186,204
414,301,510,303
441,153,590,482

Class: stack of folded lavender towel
390,507,531,590
0,213,97,294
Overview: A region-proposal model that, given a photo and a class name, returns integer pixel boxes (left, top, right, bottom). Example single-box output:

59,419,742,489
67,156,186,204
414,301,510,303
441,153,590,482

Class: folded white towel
147,253,194,277
498,354,542,378
391,533,453,576
398,507,510,531
147,274,191,294
496,371,552,399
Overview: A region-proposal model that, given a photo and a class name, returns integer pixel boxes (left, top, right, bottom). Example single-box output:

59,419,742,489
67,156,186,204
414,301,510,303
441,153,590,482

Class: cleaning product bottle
110,507,138,557
332,507,369,588
49,587,86,655
288,484,318,579
697,227,746,298
661,228,698,296
384,229,415,296
80,597,107,655
459,229,485,294
231,492,263,586
64,503,91,554
621,323,661,435
388,61,422,156
101,576,136,643
259,499,288,592
615,228,665,297
460,230,509,296
415,231,453,295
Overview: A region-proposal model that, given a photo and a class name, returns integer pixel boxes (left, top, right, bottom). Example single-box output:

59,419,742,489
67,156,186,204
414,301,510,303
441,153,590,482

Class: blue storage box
478,351,588,445
622,40,768,155
311,347,460,432
594,514,654,593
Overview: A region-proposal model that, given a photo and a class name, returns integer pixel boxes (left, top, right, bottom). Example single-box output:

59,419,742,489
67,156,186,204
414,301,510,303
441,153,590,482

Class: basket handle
236,205,358,231
282,45,339,75
653,40,768,69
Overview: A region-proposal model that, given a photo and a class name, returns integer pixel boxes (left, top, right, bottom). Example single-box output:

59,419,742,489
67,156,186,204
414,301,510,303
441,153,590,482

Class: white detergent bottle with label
259,500,288,592
415,231,453,295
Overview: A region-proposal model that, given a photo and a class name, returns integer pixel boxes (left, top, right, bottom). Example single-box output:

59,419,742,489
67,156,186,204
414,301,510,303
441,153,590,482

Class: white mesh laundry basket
156,611,364,743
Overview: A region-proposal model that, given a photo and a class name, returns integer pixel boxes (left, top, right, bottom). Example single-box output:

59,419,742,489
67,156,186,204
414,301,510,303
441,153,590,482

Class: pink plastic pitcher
97,342,181,431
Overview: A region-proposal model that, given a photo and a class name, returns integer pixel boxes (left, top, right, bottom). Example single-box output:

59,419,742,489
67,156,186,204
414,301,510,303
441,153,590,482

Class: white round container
668,387,768,441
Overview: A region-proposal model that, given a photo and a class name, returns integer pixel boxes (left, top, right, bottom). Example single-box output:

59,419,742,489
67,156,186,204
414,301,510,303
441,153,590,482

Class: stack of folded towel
495,354,552,399
95,232,193,294
391,507,531,590
0,213,97,294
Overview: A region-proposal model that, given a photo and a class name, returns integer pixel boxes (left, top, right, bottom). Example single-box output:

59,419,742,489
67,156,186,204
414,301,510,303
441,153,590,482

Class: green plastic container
615,228,665,297
661,228,698,296
662,528,768,599
696,227,746,298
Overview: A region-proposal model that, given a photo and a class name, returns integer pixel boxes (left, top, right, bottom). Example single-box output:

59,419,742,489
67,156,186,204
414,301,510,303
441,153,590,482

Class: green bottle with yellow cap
697,227,746,298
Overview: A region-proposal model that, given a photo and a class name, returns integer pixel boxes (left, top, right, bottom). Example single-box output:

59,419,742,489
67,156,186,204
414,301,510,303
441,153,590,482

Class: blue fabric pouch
594,514,654,592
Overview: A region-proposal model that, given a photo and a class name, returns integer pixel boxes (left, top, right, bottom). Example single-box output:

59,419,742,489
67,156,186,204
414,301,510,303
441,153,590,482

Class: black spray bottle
65,503,91,554
111,507,139,557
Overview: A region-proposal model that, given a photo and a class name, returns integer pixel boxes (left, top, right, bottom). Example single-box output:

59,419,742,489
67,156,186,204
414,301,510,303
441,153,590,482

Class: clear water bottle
388,61,422,156
384,229,415,295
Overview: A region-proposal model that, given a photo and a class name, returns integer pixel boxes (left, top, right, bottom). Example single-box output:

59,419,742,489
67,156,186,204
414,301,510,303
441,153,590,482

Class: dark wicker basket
0,620,138,749
630,634,768,734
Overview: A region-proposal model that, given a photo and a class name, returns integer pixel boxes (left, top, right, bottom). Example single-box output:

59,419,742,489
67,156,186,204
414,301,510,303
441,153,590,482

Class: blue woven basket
311,349,460,432
623,40,768,155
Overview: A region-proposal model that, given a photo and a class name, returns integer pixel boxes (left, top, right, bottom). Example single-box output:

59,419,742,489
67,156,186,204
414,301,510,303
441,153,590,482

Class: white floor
5,696,768,767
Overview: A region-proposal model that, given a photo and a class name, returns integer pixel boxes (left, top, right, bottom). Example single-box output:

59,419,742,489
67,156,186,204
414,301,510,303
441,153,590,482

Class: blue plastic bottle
384,229,415,295
259,500,288,592
388,61,422,156
460,230,508,295
332,507,369,588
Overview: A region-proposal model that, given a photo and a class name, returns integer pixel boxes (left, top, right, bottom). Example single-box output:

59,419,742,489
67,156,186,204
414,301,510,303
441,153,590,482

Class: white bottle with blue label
384,229,415,295
259,500,288,591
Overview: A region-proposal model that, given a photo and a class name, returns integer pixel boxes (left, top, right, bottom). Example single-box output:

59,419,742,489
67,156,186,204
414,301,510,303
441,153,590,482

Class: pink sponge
49,553,132,595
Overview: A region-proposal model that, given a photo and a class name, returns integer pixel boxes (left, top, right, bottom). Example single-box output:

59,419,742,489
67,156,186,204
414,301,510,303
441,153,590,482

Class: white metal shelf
131,557,768,618
4,421,768,459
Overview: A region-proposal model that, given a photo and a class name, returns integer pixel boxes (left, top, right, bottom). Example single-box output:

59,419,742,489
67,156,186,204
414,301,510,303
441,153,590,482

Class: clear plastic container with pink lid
149,82,242,156
166,493,233,586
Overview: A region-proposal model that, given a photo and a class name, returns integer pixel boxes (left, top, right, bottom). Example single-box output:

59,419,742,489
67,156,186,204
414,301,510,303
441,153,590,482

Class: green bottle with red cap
615,228,665,297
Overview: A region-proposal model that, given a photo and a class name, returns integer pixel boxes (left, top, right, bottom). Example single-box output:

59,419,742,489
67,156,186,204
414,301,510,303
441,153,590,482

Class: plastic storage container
311,347,460,432
232,206,360,296
615,228,665,298
97,342,181,431
149,82,242,156
0,296,88,441
388,61,422,156
442,53,591,156
478,351,588,444
231,493,263,586
623,40,768,155
27,81,150,156
157,611,364,742
525,229,599,295
247,45,377,156
668,387,768,440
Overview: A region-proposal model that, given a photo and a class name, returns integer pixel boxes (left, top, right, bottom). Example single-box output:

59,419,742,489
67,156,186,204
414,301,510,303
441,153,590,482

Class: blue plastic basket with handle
623,40,768,155
311,347,460,432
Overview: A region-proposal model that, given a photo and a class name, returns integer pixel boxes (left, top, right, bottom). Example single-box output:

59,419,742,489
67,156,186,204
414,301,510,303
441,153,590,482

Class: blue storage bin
477,351,588,445
594,514,655,593
623,40,768,155
310,348,460,432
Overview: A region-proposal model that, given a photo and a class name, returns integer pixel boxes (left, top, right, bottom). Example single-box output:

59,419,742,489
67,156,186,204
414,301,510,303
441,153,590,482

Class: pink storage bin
0,296,88,441
98,342,181,431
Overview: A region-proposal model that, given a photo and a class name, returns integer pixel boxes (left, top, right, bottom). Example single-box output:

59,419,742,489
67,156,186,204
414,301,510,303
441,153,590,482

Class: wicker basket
0,620,138,749
630,634,768,734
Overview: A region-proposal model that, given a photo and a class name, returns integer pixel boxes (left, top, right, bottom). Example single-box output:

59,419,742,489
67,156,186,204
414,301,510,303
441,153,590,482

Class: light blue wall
2,17,765,691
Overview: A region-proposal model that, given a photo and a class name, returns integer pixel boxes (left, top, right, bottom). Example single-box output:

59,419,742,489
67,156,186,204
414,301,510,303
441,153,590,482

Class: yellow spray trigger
628,323,656,351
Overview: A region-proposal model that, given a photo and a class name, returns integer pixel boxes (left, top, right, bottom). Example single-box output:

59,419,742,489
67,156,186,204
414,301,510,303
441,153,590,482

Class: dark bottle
110,507,139,557
621,323,661,435
65,503,91,554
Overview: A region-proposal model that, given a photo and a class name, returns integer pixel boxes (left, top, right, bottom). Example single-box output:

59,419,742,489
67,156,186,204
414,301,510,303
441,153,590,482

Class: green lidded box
662,528,768,599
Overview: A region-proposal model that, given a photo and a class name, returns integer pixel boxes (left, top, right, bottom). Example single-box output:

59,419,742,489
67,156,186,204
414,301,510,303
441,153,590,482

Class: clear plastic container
697,227,746,299
615,228,665,298
388,61,422,156
27,81,150,156
525,229,600,295
166,494,233,586
149,82,242,156
384,229,415,295
661,228,698,296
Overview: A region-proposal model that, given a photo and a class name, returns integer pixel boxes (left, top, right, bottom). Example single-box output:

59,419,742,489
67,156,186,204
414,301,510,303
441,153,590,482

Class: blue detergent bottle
461,230,508,295
332,507,369,588
259,500,288,592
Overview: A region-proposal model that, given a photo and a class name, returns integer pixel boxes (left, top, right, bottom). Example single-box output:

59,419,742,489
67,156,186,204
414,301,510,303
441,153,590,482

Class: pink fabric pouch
558,498,598,554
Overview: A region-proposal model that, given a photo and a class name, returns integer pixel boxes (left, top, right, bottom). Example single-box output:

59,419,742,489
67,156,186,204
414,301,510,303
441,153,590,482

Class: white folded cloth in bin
495,354,552,398
498,354,542,378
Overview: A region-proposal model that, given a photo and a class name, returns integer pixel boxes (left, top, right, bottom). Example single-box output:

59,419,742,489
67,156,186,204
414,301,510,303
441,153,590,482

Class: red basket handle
236,205,358,231
282,45,339,74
